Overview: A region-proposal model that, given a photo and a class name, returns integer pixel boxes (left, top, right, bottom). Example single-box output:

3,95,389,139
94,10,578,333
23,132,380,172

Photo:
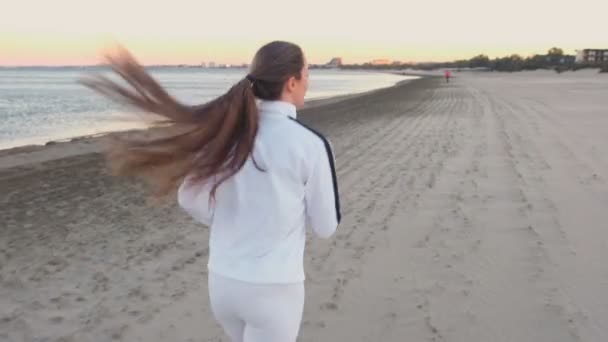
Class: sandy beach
1,70,608,342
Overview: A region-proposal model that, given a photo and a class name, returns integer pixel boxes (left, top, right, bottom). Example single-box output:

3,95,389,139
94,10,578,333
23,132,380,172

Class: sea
0,67,415,150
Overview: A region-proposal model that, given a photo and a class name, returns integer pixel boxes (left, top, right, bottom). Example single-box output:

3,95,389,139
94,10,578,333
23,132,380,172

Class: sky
1,0,606,66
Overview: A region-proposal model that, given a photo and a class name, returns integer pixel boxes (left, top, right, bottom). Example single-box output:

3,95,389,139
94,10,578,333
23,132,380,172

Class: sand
1,70,608,342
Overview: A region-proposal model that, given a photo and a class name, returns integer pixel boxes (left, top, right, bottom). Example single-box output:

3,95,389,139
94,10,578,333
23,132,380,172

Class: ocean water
0,67,414,149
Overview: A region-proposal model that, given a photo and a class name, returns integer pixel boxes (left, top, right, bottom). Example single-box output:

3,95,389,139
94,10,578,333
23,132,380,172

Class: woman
81,40,341,342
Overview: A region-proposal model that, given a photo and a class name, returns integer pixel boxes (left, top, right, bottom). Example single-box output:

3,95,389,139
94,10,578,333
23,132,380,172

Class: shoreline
0,76,420,169
302,76,418,109
0,73,416,155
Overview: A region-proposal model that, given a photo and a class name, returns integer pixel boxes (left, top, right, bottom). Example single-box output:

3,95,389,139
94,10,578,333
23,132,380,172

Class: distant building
326,57,343,68
370,59,391,66
208,62,217,68
575,49,608,64
562,55,576,64
200,62,207,68
546,55,576,64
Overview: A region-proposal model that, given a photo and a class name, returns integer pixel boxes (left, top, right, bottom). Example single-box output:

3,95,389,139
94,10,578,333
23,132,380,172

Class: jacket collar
258,100,297,119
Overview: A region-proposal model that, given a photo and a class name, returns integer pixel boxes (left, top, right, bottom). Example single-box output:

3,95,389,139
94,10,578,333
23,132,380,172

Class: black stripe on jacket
289,117,341,223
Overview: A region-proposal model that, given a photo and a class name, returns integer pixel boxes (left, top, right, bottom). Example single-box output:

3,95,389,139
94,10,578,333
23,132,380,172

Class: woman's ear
286,75,297,93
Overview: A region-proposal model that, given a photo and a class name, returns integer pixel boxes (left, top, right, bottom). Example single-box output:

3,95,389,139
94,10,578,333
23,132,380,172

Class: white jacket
178,100,341,283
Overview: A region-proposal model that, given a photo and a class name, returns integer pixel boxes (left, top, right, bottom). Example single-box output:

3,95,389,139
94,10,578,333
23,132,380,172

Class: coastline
0,76,420,169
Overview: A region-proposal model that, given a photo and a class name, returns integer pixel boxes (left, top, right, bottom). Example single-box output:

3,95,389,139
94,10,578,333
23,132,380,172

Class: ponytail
80,47,261,200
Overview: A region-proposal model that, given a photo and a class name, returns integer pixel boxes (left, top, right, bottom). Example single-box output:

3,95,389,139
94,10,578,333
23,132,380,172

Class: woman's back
178,100,340,284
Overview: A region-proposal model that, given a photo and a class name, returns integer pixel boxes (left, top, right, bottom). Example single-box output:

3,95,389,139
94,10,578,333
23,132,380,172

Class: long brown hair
80,41,304,200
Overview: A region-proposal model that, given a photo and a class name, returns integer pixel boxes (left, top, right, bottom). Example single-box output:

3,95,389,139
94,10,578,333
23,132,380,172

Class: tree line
339,48,608,73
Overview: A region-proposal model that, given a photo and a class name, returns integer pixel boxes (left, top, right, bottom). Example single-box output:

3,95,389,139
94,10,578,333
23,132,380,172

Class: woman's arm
177,175,215,226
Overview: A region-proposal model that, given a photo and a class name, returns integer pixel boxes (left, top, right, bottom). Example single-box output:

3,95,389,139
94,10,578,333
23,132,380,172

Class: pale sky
1,0,606,66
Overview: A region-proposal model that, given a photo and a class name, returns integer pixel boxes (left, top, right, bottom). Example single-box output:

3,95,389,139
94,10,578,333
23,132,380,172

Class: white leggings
208,272,305,342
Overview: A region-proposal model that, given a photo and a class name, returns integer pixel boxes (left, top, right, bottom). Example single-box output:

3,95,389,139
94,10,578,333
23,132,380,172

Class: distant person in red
444,69,451,83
